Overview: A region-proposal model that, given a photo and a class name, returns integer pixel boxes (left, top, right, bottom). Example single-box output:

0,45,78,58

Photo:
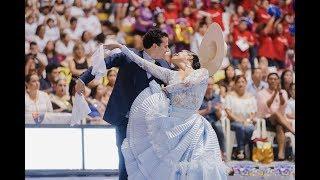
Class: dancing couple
75,23,233,180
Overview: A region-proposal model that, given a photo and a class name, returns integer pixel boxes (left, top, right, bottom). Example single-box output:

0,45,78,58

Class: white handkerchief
91,44,107,80
70,93,91,126
236,39,249,52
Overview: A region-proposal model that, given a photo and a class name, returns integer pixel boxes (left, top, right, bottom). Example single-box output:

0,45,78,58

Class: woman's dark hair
35,25,45,36
90,85,98,99
25,54,34,63
46,63,59,75
234,75,247,84
143,28,168,49
69,79,77,96
70,17,77,24
43,41,56,56
25,72,38,83
154,13,163,27
224,65,235,83
191,54,201,69
81,31,89,42
219,83,228,91
95,33,106,44
198,20,207,29
280,69,293,90
46,18,54,25
288,82,295,99
60,32,67,40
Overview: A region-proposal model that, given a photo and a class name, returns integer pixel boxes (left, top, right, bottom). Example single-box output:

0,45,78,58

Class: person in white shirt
55,33,75,56
63,0,74,7
53,0,66,15
190,21,208,55
25,73,53,113
64,17,83,41
25,41,30,54
285,83,295,120
81,31,96,56
69,0,85,18
45,18,60,41
77,7,102,37
25,15,38,42
32,25,49,52
81,0,97,9
55,5,71,30
38,4,58,25
63,0,97,8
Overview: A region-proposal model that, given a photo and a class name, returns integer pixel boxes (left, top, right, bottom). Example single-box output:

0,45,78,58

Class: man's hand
75,79,85,94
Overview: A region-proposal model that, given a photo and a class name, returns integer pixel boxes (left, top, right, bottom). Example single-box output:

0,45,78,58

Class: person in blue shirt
246,67,268,97
199,77,226,160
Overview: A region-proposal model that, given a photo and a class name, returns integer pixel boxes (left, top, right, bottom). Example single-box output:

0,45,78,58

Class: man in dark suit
75,28,171,180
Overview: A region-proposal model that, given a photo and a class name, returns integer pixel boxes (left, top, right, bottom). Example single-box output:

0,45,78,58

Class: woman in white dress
105,37,233,179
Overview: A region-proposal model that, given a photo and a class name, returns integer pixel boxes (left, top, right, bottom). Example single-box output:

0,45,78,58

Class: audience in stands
257,73,295,160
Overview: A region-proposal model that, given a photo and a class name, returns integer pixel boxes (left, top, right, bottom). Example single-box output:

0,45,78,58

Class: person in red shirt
164,1,179,25
149,0,164,11
272,23,289,69
256,0,271,24
204,0,225,31
256,16,276,67
230,18,255,68
240,0,259,11
229,5,245,33
269,0,280,5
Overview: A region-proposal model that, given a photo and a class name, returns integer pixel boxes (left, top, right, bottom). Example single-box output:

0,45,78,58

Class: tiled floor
26,161,295,180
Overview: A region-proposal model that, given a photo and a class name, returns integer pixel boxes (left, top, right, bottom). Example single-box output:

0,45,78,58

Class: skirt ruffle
121,80,229,180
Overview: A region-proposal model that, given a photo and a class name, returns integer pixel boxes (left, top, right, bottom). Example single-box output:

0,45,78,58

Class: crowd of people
25,0,295,161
